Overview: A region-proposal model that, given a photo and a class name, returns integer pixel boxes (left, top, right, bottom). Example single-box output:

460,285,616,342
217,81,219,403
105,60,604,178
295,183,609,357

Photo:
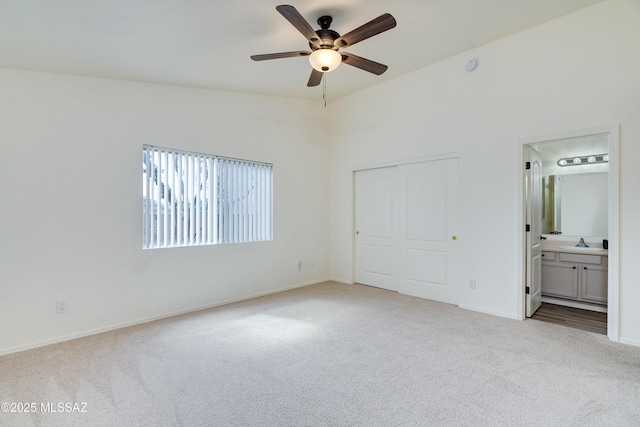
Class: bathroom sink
558,246,606,252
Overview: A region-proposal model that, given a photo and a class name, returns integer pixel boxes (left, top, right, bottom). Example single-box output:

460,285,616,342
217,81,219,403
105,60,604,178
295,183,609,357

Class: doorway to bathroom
520,126,619,340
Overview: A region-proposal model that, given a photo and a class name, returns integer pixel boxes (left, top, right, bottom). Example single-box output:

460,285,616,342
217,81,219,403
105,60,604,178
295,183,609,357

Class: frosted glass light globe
309,49,342,72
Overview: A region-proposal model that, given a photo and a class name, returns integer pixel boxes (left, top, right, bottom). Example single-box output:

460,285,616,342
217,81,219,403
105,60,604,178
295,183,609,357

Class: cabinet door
580,265,608,304
541,263,578,299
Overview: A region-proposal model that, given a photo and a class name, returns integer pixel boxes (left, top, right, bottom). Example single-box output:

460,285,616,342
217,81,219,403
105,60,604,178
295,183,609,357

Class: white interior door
354,166,398,291
525,147,543,317
398,159,459,304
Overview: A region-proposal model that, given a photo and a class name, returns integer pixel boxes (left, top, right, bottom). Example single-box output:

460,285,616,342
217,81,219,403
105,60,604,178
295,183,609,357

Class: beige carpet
2,281,640,426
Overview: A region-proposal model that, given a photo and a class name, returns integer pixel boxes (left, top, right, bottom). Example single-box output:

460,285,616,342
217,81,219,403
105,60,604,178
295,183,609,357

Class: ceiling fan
251,5,397,87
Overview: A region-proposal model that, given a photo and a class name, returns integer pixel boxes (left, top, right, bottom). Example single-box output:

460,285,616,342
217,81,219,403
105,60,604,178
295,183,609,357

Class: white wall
0,70,331,355
329,0,640,345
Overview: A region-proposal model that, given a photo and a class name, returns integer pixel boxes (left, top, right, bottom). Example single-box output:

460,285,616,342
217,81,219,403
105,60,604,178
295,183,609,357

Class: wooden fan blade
251,51,311,61
276,5,321,47
334,13,396,48
341,52,388,75
307,69,323,87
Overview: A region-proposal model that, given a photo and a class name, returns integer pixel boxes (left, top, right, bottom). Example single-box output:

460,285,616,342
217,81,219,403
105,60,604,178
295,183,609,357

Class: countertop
541,241,608,256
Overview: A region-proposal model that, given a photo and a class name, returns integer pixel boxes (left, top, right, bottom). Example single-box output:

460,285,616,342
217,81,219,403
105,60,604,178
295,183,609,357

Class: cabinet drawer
541,252,557,262
559,253,602,265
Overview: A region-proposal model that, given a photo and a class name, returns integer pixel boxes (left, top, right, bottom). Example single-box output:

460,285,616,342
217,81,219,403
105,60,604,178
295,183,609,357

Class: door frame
517,125,619,341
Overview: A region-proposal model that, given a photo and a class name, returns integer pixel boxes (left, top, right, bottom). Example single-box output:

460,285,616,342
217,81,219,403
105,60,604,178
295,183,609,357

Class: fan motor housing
311,16,340,49
311,29,340,49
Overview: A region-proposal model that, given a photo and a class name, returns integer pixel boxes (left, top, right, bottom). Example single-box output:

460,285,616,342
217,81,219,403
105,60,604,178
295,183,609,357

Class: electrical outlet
297,260,302,272
468,279,477,290
56,300,68,314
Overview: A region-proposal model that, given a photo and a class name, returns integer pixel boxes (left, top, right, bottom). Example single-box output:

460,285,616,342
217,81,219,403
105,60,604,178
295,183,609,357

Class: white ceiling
0,0,603,100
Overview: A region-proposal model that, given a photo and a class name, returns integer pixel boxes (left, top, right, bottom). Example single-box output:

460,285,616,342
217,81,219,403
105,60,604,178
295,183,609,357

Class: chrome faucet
576,238,589,248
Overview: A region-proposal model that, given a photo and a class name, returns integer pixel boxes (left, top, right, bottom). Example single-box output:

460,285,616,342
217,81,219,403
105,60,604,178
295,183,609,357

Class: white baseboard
328,277,353,285
458,304,519,320
619,337,640,348
541,296,607,313
0,278,331,357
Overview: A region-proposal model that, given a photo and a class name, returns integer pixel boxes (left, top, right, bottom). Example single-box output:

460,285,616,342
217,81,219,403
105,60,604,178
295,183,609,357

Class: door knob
452,235,457,241
356,231,359,235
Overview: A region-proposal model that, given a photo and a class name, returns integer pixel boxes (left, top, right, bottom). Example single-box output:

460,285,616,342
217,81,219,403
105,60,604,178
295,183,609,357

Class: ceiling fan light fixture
309,49,342,72
251,6,396,87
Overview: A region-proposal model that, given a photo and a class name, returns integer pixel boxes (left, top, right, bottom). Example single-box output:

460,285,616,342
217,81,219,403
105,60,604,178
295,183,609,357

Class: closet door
354,158,459,304
398,159,459,304
354,166,398,291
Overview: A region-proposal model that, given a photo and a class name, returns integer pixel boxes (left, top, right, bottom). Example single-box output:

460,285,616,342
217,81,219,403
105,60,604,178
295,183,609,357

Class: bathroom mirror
542,172,608,236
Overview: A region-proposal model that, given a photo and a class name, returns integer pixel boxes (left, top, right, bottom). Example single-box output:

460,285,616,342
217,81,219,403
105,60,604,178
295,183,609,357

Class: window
142,145,272,249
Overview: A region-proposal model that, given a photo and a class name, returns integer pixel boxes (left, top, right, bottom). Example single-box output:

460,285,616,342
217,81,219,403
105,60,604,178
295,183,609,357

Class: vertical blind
142,145,272,249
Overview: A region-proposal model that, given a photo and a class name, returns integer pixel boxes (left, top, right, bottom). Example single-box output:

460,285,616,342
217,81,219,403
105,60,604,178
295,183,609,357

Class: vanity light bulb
587,156,596,163
573,158,582,164
603,154,609,161
558,159,567,166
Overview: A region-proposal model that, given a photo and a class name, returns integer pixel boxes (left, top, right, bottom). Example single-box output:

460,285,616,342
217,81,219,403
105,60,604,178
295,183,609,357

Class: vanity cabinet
580,264,608,304
541,261,578,299
541,251,608,305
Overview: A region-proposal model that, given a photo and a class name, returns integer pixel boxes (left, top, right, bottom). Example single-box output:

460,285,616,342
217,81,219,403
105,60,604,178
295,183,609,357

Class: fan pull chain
323,73,327,108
